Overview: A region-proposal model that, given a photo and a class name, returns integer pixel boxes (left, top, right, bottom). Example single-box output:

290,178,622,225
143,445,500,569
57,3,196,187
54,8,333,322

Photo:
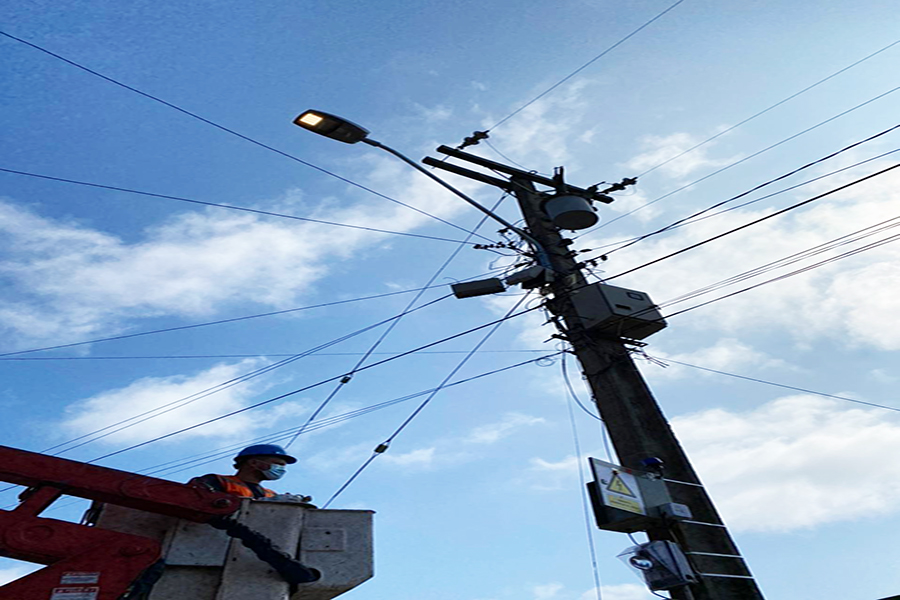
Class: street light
292,109,551,270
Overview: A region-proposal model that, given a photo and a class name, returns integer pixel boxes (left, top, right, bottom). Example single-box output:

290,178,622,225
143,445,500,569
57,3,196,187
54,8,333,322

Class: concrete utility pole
426,148,764,600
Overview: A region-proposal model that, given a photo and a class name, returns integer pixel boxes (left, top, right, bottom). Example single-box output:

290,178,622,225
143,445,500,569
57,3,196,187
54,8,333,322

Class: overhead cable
0,352,561,499
597,83,900,230
81,301,544,464
661,228,900,320
563,356,605,600
487,0,686,133
645,357,900,413
600,123,900,257
0,282,460,358
636,38,900,178
603,162,900,282
282,194,510,449
0,29,491,242
0,350,551,361
0,167,478,245
322,292,534,507
587,147,900,254
41,294,453,457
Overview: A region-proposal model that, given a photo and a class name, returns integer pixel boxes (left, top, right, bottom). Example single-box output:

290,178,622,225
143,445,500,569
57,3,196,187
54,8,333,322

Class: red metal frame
0,445,241,600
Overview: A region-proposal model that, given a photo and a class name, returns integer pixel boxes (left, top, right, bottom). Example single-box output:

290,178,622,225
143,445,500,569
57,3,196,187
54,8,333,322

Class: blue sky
2,1,900,599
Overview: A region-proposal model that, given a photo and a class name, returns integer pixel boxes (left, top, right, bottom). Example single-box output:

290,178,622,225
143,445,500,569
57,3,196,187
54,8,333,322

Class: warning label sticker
60,573,100,585
50,587,100,600
590,459,646,516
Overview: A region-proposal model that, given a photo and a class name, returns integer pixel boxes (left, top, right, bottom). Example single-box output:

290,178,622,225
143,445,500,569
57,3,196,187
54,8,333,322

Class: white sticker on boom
60,572,100,585
50,587,100,600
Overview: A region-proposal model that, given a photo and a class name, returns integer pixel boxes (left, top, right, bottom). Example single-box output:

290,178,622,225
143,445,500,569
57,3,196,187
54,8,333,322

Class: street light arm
362,138,552,269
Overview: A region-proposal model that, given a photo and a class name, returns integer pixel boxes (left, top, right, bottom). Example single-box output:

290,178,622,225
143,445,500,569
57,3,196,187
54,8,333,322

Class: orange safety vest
215,475,276,499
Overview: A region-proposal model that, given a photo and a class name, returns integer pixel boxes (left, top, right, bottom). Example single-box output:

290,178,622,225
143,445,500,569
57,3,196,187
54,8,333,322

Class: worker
190,444,307,500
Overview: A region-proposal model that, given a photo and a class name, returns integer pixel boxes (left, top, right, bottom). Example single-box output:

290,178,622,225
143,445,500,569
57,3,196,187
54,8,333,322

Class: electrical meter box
587,458,690,533
569,283,666,340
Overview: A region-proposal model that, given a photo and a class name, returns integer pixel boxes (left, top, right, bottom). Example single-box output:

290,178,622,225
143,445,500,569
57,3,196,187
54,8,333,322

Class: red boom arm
0,445,241,600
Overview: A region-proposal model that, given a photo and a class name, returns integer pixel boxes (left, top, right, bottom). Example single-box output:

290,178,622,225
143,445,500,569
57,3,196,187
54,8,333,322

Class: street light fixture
292,109,551,270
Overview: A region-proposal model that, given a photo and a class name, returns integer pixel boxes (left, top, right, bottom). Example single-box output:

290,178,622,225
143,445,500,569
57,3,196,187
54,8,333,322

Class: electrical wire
0,167,479,245
0,281,457,358
486,0,686,133
642,357,900,414
76,301,545,465
282,193,510,449
655,214,900,312
660,228,900,321
138,352,564,480
635,38,900,179
562,353,603,422
40,294,454,457
563,359,604,600
584,146,900,255
599,123,900,258
0,350,551,361
597,83,900,231
602,161,900,282
322,292,534,507
1,352,562,501
0,29,492,242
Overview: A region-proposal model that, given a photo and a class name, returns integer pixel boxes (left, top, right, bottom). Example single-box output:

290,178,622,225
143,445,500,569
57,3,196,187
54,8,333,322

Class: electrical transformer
569,283,666,340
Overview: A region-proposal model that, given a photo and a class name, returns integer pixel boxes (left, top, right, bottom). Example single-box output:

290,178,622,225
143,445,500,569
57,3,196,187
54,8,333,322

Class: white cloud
464,412,546,444
0,154,482,348
645,338,792,380
672,394,900,532
379,447,436,469
586,156,900,350
623,131,740,180
580,583,654,600
533,582,564,600
58,359,296,445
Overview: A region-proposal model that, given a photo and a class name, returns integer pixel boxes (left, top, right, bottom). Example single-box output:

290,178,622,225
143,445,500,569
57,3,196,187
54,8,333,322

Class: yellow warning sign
606,471,636,497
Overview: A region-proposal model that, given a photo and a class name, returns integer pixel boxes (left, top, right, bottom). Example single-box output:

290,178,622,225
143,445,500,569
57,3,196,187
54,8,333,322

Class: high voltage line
0,29,494,243
593,83,900,232
0,167,480,245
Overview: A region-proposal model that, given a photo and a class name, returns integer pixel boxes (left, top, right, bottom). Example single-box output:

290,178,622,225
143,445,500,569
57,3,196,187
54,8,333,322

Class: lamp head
293,110,370,144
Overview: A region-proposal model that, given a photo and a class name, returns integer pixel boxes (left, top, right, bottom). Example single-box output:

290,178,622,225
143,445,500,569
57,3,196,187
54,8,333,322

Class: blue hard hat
236,444,297,464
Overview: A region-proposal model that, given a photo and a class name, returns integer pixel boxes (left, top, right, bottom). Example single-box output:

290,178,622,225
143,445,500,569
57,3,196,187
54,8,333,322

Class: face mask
259,463,287,481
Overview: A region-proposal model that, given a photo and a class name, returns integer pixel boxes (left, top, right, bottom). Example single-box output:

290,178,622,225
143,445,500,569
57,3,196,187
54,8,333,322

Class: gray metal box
569,283,666,340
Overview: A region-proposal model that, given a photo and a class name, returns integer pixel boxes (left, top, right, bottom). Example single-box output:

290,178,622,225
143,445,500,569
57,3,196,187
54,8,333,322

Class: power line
0,282,458,358
282,194,510,449
563,357,604,600
597,83,900,231
41,294,453,457
661,228,900,321
0,352,562,498
636,38,900,179
656,214,900,312
0,29,492,242
322,292,534,507
644,357,900,414
580,146,900,255
0,167,478,245
603,161,900,282
487,0,686,132
81,301,545,464
599,123,900,258
0,350,551,361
